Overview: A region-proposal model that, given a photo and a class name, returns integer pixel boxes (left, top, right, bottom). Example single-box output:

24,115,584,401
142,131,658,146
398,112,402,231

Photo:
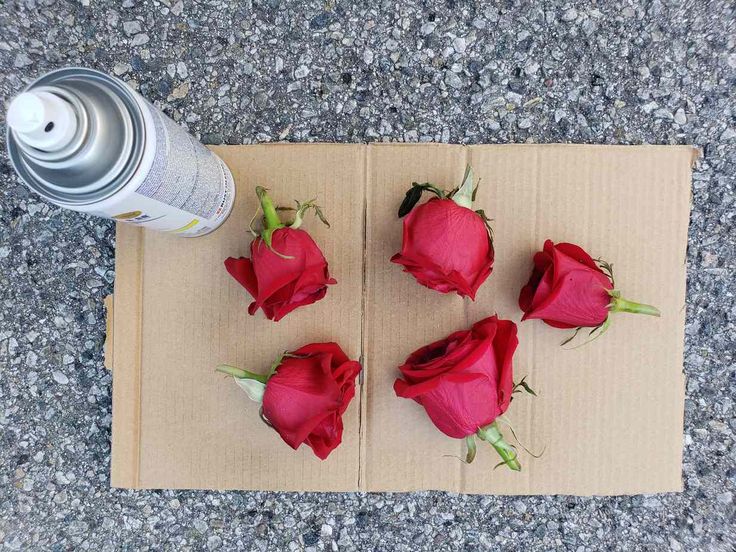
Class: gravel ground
1,0,735,550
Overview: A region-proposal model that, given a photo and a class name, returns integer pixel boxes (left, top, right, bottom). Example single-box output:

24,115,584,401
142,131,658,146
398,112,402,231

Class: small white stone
52,370,69,385
420,22,436,35
562,8,578,22
674,108,687,125
294,65,309,79
131,33,149,46
122,21,141,35
452,37,467,54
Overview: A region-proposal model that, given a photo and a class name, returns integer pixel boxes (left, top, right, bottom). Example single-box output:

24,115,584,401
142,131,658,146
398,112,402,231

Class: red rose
391,167,494,299
263,343,361,459
217,342,361,460
226,228,336,322
519,240,660,333
225,187,336,322
394,316,526,468
518,240,613,329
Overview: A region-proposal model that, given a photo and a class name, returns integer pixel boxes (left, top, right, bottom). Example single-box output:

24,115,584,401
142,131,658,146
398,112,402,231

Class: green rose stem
255,186,283,231
477,422,521,471
609,292,661,317
215,364,268,384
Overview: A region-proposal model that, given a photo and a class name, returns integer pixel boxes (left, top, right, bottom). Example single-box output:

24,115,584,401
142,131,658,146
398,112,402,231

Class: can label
136,104,229,221
98,101,235,237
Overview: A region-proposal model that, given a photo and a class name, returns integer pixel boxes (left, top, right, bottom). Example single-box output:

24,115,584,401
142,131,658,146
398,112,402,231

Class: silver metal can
6,67,235,237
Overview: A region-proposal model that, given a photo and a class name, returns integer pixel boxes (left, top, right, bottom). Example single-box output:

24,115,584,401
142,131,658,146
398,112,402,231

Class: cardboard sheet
110,144,695,494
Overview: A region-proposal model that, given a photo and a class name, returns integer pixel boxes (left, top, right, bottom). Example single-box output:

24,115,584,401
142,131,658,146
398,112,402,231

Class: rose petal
525,268,611,327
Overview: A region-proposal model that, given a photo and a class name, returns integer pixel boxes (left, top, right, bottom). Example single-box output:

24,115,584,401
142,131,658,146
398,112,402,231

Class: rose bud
518,240,661,343
225,187,336,322
391,166,494,299
394,316,536,470
217,342,361,460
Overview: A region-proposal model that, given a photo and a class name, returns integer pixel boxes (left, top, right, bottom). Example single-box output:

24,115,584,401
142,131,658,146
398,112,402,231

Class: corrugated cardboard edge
110,225,144,489
103,295,114,371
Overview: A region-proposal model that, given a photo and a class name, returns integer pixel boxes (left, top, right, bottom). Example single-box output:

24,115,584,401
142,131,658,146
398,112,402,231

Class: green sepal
287,199,331,229
511,375,537,398
451,165,474,209
398,182,446,217
561,317,612,349
215,364,269,404
465,435,477,464
234,378,266,403
477,422,521,471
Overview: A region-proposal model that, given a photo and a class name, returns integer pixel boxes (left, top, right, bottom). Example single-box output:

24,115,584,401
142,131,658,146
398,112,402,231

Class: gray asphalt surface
1,0,735,550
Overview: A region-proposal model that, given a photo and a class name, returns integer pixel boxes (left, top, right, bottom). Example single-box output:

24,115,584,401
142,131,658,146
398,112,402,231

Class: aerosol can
6,67,235,237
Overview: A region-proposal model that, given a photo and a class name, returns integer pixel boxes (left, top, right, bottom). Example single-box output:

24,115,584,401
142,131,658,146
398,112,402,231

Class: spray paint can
6,67,235,237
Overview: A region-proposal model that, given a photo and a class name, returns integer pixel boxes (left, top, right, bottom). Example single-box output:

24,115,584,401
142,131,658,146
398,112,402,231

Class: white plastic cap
7,90,78,152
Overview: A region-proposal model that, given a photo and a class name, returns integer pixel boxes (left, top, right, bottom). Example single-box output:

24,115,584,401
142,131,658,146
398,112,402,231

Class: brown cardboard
110,144,694,495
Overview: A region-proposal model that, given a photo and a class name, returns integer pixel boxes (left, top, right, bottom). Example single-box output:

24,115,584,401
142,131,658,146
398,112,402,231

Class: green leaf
234,377,266,403
595,257,616,288
512,375,537,397
398,185,423,217
314,205,331,228
560,327,582,347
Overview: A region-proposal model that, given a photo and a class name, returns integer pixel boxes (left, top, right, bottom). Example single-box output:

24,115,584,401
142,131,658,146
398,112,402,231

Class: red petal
224,257,259,298
555,242,603,273
262,353,342,449
489,318,518,413
393,200,493,297
518,250,552,313
525,268,612,327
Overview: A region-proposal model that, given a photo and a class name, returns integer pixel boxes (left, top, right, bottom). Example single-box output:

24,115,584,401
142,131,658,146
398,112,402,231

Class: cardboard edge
110,224,145,489
357,145,370,491
103,295,114,371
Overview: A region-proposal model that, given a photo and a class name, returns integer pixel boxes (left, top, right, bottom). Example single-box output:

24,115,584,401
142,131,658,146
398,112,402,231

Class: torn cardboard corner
110,144,695,495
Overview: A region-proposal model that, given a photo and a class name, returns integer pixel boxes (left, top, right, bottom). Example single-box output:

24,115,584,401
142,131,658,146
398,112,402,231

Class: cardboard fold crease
109,144,693,494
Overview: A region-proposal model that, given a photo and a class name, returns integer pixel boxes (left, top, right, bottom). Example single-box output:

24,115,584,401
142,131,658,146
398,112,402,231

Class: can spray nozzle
7,90,78,152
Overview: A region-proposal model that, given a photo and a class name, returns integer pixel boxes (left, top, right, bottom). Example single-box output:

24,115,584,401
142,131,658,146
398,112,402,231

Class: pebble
169,82,189,99
131,33,150,46
420,22,436,35
52,371,69,385
445,71,463,89
122,20,141,35
14,53,32,67
562,8,578,22
294,65,309,79
719,128,736,141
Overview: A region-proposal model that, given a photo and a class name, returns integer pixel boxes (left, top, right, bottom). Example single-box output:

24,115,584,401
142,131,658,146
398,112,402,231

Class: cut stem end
610,295,661,317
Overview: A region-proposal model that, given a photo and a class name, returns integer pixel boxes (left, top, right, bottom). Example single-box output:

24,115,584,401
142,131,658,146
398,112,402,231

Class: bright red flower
225,227,336,322
518,240,613,329
262,342,361,460
391,199,494,299
394,316,517,439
